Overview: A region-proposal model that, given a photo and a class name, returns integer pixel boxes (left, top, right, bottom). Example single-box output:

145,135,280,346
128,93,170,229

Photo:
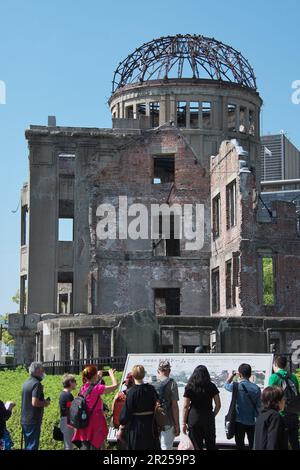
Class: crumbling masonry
9,35,300,363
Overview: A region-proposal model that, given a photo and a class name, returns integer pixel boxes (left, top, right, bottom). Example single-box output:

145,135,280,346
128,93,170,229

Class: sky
0,0,299,314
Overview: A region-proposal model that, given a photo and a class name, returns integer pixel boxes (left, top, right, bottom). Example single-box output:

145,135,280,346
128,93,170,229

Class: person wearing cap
153,359,180,450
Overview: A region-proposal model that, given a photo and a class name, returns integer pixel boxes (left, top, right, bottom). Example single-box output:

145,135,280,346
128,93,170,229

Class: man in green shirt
268,355,299,450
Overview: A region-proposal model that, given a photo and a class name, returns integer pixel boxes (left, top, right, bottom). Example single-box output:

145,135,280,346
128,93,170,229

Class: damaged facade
9,34,300,363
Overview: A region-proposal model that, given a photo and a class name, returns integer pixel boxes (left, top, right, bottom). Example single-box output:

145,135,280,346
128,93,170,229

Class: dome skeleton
112,34,257,93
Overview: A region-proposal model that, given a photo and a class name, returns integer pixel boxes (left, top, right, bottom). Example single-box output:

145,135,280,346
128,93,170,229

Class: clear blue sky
0,0,299,314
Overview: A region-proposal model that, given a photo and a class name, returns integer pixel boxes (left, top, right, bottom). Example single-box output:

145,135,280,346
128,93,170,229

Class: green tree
0,314,15,345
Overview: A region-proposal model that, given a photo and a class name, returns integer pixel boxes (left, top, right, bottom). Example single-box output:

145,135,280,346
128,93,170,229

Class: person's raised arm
103,369,118,395
213,393,221,417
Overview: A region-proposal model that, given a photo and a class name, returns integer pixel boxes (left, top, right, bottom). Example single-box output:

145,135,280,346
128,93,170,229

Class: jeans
283,414,300,450
22,423,41,450
60,417,74,450
235,422,255,450
160,426,175,450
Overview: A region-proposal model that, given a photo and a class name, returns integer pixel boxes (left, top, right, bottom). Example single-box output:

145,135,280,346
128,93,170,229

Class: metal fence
42,356,127,375
0,356,127,375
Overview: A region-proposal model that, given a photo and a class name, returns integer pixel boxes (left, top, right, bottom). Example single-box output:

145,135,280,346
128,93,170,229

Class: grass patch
0,367,122,450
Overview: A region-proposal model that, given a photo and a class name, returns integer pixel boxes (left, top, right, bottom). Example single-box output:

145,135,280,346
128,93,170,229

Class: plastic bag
177,433,194,450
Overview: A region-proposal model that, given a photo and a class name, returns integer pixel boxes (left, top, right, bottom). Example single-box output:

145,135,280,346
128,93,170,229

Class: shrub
0,368,123,450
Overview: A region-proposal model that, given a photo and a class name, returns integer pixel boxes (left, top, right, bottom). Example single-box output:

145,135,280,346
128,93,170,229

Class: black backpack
276,372,299,409
225,382,238,440
69,384,99,429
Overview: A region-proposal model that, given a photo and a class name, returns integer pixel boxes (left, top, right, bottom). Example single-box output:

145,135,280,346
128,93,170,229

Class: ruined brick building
9,35,300,363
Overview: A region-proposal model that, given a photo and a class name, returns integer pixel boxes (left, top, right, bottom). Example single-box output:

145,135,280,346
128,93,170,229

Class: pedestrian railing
0,356,127,374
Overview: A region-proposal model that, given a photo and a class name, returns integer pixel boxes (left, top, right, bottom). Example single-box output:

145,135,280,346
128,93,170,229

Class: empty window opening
154,288,180,316
20,275,27,315
190,102,199,128
227,104,237,131
153,214,181,256
249,109,255,135
212,194,221,239
125,105,134,119
211,268,220,313
21,205,29,246
59,176,74,201
177,101,187,127
150,102,160,127
91,275,98,315
167,214,181,256
202,102,212,128
226,260,233,309
137,103,146,117
153,156,175,184
239,106,247,133
57,272,73,314
262,256,275,305
58,153,75,159
226,180,236,229
59,218,74,241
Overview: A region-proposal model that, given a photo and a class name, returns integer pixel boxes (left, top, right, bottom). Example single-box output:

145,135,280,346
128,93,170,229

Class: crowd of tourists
0,355,299,451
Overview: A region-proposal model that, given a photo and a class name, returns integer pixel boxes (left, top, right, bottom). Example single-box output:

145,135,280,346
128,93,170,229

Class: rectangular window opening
20,275,27,314
239,106,247,133
212,194,221,239
202,101,212,128
226,260,233,309
150,102,160,127
125,105,134,119
57,272,73,314
262,256,275,305
153,156,175,184
211,268,220,313
59,218,74,241
21,205,29,246
166,214,181,256
58,153,75,159
227,104,237,132
190,101,199,128
249,109,255,135
177,101,187,127
226,180,236,229
137,103,146,117
154,288,180,316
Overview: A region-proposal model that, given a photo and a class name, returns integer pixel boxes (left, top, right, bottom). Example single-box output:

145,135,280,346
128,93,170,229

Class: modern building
8,34,300,363
261,133,300,182
260,134,300,232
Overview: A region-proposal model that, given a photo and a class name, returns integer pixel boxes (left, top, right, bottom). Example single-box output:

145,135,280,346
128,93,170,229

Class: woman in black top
183,365,221,450
119,365,160,450
254,386,288,450
59,374,76,450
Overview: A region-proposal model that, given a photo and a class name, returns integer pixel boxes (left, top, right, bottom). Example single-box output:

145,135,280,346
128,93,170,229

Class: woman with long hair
118,365,160,450
182,365,221,450
72,365,118,450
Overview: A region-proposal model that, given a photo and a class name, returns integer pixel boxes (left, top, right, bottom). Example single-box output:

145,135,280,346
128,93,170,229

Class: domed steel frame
112,34,257,93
